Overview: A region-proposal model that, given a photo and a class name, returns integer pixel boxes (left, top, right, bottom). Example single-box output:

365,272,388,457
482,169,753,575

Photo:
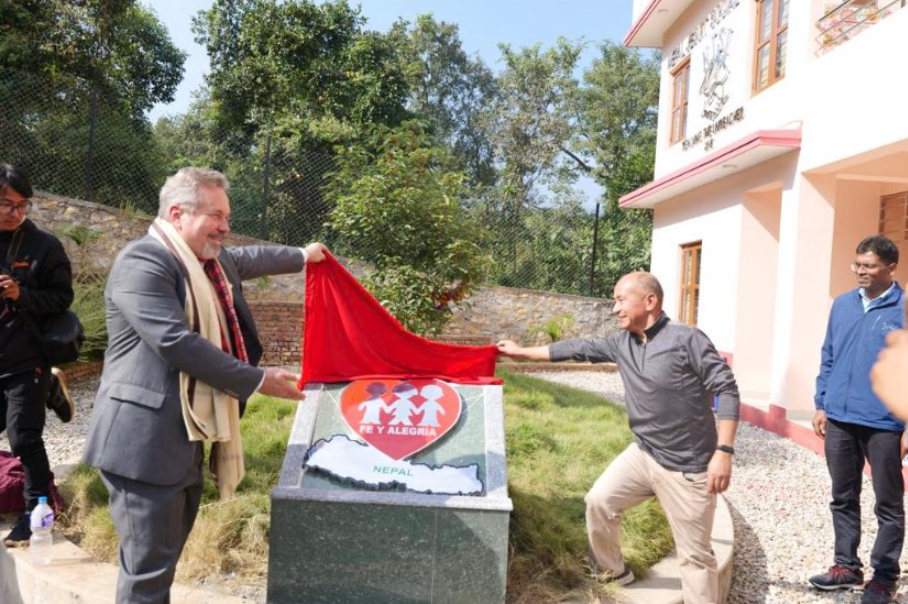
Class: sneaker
862,577,898,604
3,514,31,548
596,567,635,586
809,564,864,590
47,367,74,423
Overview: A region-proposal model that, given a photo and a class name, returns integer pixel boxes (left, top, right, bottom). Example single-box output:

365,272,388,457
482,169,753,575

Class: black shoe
809,564,864,590
596,567,635,586
3,514,31,548
47,367,74,423
588,548,635,586
862,577,898,604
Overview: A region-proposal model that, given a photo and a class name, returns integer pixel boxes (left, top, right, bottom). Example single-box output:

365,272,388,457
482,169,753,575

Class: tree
392,15,498,187
194,0,410,146
0,1,184,211
192,0,415,245
329,122,490,335
0,0,185,116
480,39,584,286
578,43,660,295
488,39,584,210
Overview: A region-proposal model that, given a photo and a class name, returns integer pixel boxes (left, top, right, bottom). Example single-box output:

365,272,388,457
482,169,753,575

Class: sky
143,0,635,121
141,0,637,207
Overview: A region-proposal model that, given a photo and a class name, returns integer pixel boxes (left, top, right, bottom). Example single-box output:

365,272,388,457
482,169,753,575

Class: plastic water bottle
29,496,54,566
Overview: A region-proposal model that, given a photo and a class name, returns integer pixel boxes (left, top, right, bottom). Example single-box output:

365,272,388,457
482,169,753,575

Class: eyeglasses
850,262,889,274
0,199,33,215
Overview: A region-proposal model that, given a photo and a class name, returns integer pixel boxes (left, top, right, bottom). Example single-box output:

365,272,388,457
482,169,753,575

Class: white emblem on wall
700,28,731,121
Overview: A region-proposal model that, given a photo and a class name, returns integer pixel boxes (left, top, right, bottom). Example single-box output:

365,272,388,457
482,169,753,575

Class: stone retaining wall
443,285,617,345
30,192,307,302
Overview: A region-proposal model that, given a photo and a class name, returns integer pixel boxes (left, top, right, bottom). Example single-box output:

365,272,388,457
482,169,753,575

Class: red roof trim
624,0,661,47
618,129,802,208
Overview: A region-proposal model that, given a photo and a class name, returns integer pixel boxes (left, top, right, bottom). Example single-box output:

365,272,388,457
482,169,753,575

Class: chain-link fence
2,69,615,298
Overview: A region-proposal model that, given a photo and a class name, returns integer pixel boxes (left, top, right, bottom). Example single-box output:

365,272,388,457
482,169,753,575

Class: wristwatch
716,444,735,455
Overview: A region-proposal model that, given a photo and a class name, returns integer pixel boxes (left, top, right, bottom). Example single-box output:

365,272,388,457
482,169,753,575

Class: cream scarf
149,217,244,499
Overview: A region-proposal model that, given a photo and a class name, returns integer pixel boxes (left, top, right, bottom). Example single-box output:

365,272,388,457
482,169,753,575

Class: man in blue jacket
809,235,905,604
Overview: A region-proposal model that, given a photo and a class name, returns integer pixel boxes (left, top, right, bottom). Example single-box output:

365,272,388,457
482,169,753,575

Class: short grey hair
158,167,230,218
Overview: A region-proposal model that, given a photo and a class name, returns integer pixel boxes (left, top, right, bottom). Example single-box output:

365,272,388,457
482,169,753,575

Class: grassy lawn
502,370,672,603
60,371,672,602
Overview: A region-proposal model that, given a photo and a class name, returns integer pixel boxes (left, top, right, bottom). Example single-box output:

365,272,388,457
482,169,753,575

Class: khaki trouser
586,443,718,604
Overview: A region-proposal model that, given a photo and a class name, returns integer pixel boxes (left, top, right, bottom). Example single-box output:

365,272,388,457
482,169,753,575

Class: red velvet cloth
300,254,501,385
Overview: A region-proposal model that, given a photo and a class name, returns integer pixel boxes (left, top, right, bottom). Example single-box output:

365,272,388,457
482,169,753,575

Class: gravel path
533,371,908,604
6,370,908,603
0,374,100,468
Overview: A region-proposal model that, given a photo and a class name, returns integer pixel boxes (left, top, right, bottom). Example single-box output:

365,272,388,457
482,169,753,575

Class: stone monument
268,378,512,604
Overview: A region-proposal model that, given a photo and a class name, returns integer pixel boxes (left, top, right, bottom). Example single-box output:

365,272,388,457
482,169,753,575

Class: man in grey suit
83,167,326,604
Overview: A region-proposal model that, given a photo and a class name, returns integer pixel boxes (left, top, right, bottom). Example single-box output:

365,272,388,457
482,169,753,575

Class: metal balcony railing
816,0,906,53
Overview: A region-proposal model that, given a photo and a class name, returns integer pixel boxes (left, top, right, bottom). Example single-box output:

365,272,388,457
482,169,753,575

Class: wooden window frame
679,242,702,326
670,57,691,145
752,0,790,94
879,191,908,242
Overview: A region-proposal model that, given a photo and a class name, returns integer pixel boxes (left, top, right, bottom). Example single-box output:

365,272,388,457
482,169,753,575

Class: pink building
623,0,908,446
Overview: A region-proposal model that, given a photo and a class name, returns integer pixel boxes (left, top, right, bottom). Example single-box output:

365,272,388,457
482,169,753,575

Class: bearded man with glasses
0,164,75,547
809,235,906,604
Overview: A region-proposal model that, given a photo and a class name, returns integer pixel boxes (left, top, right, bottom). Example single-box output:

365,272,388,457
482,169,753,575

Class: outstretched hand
496,340,522,357
259,368,304,401
305,242,329,264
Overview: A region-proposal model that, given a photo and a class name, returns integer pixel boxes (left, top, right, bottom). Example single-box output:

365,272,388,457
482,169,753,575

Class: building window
879,192,908,242
679,242,702,325
670,57,691,145
753,0,790,93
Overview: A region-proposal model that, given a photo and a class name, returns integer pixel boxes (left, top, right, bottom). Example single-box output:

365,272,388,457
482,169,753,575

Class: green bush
329,121,490,336
70,278,107,361
525,313,575,344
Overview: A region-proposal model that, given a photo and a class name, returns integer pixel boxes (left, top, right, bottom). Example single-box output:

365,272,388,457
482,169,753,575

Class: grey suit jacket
82,236,305,485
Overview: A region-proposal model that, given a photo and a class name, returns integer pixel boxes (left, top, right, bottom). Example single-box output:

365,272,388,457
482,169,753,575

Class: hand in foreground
305,242,329,264
496,340,522,357
706,450,732,494
259,368,305,401
871,329,908,423
812,409,827,438
0,275,20,301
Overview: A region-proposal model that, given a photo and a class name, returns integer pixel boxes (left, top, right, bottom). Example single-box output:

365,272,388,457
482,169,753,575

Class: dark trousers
101,443,204,604
825,418,905,582
0,366,51,512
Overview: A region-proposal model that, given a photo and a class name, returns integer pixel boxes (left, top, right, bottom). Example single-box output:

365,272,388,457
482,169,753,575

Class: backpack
0,450,65,514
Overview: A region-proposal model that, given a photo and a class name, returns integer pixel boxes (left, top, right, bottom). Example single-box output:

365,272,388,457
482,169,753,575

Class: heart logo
340,378,463,461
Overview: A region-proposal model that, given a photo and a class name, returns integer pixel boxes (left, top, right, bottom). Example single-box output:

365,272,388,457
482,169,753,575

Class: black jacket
0,219,74,376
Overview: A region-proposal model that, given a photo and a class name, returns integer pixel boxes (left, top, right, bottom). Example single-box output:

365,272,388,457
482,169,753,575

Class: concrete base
4,492,734,604
5,531,253,604
267,383,512,604
268,499,509,604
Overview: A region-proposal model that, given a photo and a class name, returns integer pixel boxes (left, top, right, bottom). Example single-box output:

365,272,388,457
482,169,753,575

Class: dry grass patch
59,395,298,592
